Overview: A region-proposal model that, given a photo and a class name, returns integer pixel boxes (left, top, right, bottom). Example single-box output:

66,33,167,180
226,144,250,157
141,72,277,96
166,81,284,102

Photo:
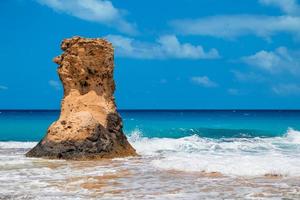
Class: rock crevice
26,36,136,160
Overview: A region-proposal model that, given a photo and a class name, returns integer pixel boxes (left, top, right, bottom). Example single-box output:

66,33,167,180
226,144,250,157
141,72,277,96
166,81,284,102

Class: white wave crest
284,127,300,144
129,128,300,177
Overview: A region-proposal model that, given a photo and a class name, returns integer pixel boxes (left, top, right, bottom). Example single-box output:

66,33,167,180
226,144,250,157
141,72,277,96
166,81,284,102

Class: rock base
26,112,136,160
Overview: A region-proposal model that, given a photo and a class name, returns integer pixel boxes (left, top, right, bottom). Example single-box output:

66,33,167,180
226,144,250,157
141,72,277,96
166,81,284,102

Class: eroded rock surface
26,36,136,159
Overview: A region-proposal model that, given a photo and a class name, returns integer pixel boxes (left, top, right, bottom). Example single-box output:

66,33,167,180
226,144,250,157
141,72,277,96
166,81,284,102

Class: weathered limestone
26,36,136,160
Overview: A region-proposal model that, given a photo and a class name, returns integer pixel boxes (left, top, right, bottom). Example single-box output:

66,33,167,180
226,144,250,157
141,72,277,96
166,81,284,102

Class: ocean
0,110,300,199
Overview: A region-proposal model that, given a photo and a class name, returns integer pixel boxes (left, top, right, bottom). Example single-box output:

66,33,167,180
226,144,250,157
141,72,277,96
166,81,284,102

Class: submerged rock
26,36,136,159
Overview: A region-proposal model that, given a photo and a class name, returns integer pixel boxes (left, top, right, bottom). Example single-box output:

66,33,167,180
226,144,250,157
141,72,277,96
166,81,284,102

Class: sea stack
26,36,136,159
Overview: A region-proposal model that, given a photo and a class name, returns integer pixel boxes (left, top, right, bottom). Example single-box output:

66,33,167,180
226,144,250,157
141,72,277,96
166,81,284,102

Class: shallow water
0,110,300,199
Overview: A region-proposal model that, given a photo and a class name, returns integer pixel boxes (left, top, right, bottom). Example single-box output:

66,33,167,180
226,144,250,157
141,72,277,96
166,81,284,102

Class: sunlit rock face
26,36,136,160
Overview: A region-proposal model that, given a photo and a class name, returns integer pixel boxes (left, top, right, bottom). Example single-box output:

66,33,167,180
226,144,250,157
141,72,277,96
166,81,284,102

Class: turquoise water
1,110,300,141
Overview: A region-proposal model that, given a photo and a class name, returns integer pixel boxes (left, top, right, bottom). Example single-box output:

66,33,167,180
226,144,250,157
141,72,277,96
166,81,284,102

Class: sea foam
0,129,299,177
0,141,37,149
0,129,299,199
129,128,300,177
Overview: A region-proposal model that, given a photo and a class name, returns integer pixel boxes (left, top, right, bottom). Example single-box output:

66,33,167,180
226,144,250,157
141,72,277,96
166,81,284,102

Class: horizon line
1,109,300,111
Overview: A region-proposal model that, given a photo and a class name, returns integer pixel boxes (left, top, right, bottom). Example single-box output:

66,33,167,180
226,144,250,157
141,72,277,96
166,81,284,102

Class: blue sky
0,0,300,109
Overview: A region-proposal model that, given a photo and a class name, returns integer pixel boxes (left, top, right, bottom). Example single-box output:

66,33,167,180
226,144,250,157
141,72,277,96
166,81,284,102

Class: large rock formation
26,36,136,160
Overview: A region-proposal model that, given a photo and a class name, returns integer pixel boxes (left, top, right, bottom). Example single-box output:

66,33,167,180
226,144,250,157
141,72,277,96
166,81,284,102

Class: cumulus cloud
171,15,300,39
259,0,300,16
48,80,61,90
190,76,218,88
37,0,137,35
0,85,8,90
272,83,300,95
241,47,300,74
106,34,220,59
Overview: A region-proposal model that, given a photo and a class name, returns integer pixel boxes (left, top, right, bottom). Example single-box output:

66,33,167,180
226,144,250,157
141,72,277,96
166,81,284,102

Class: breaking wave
128,128,300,176
0,128,299,177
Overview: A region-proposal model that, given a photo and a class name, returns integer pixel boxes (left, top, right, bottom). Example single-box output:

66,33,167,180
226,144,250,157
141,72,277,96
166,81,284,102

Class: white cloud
170,15,300,39
0,85,8,90
171,0,300,40
105,34,220,59
242,47,300,74
191,76,218,88
272,83,300,95
49,80,61,90
259,0,300,16
242,50,281,72
231,70,266,82
37,0,137,35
